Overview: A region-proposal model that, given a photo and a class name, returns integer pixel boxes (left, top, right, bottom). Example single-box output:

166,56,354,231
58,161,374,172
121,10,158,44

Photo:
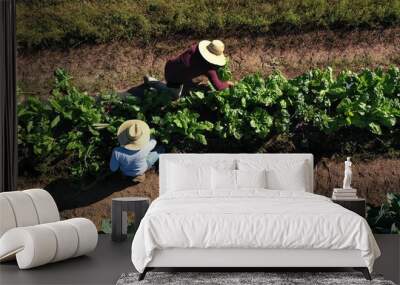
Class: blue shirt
109,139,156,177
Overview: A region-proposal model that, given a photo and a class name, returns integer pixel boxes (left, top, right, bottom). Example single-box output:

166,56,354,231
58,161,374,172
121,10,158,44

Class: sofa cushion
24,189,60,224
0,189,60,238
0,191,39,228
0,196,17,237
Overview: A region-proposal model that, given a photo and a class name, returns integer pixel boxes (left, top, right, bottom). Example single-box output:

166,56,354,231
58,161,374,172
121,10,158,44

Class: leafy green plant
18,66,400,180
217,58,232,81
367,193,400,234
210,73,288,144
100,218,137,238
152,108,213,146
18,69,115,177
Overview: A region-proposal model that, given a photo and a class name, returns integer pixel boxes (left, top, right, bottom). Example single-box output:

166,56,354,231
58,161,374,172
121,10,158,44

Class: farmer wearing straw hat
109,120,162,183
163,40,234,95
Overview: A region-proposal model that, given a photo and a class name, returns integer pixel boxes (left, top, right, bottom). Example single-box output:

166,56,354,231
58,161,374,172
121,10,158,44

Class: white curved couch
0,189,98,269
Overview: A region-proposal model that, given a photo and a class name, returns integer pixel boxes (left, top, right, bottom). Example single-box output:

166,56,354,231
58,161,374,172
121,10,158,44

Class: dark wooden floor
1,233,396,284
0,234,133,285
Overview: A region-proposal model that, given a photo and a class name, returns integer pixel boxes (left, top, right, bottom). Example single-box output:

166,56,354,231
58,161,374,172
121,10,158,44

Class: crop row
17,67,400,179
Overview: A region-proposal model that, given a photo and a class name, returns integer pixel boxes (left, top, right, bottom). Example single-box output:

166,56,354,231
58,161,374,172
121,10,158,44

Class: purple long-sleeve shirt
164,44,229,91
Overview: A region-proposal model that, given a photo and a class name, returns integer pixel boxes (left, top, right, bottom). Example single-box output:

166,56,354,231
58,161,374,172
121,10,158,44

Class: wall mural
16,1,400,232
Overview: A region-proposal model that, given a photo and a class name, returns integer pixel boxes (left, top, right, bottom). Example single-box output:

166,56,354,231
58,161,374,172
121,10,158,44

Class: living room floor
0,234,133,285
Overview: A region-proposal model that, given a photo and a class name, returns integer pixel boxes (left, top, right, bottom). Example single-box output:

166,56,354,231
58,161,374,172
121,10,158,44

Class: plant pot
373,234,400,284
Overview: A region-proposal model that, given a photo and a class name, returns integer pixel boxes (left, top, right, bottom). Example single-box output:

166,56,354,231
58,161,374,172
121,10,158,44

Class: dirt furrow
17,28,400,98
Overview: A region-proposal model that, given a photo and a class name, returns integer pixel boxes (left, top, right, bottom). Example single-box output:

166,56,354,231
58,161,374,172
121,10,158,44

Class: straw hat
198,40,227,66
117,120,150,150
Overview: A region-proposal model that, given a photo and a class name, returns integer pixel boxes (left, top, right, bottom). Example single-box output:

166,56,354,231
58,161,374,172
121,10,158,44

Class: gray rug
116,272,395,285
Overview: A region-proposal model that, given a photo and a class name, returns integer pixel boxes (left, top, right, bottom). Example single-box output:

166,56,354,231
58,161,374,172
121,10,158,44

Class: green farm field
15,0,400,223
16,0,400,50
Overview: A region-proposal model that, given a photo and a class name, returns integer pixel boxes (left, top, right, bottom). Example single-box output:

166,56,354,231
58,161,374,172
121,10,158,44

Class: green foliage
367,193,400,234
178,67,400,152
16,0,400,49
210,73,287,143
100,219,112,234
18,69,114,177
100,218,137,237
18,66,400,179
152,109,213,146
217,59,232,82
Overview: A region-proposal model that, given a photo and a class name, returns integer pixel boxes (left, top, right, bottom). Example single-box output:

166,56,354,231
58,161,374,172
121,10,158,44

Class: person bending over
110,120,162,183
164,39,234,96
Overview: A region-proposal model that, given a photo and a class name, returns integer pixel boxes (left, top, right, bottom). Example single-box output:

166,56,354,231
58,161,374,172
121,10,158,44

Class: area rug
116,272,395,285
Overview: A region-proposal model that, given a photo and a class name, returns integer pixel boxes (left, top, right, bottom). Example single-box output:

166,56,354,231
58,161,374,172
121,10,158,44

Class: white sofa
0,189,98,269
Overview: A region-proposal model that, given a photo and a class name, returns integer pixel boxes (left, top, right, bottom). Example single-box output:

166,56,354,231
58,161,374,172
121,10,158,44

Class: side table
111,197,150,241
332,198,366,218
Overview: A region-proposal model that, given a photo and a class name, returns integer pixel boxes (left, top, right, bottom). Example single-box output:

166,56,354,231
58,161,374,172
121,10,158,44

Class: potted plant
367,193,400,284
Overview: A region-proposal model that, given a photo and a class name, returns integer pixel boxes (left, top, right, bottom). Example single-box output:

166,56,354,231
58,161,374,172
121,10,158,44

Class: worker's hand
227,81,235,87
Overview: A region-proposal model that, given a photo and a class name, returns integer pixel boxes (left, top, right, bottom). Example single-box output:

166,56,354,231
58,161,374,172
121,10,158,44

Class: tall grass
17,0,400,49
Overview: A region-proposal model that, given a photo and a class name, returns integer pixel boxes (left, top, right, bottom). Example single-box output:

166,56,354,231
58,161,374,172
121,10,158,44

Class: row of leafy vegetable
18,67,400,179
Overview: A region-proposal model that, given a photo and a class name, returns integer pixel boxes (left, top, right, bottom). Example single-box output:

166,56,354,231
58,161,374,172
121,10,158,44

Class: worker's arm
136,139,157,159
109,149,120,172
207,69,231,91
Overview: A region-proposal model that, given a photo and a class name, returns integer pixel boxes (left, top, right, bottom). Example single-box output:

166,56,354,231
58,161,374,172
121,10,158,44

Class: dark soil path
17,28,400,98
